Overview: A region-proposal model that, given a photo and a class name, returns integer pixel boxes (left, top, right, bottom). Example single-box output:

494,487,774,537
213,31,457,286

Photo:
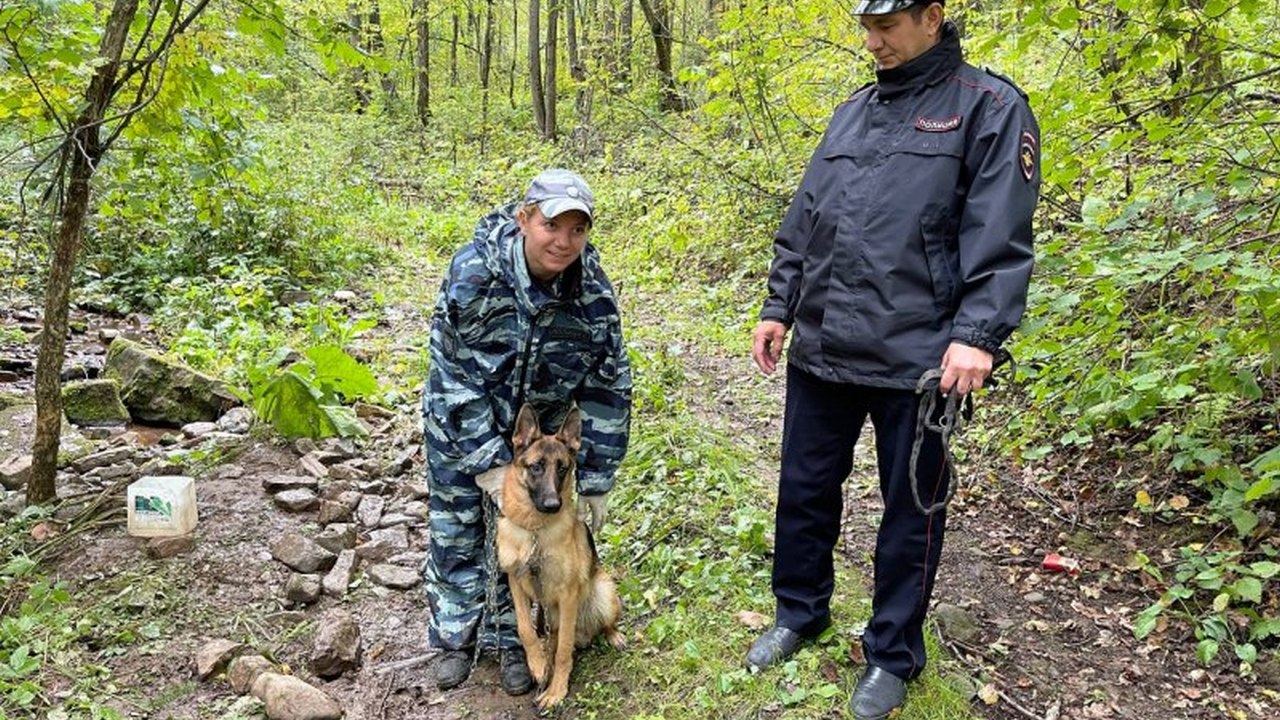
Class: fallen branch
371,650,440,675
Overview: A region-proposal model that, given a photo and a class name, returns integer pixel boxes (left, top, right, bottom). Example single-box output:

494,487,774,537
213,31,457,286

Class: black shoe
499,647,535,696
848,666,907,720
435,649,474,690
745,624,818,670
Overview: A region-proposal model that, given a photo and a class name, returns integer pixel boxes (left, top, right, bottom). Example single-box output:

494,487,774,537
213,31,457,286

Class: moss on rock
62,379,131,425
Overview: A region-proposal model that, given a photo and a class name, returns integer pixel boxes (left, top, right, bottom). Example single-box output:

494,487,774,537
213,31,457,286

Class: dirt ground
3,296,1276,719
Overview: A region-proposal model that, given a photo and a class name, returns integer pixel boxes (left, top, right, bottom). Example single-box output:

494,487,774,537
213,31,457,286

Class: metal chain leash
909,369,967,516
909,352,1013,515
479,493,501,671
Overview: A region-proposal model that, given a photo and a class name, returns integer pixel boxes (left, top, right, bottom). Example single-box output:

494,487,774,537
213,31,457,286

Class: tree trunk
366,1,396,107
349,4,372,111
529,0,547,135
414,0,431,126
450,12,460,85
568,0,584,81
480,0,496,90
544,0,559,139
29,0,141,505
638,0,682,111
600,0,617,76
510,0,519,107
619,0,633,83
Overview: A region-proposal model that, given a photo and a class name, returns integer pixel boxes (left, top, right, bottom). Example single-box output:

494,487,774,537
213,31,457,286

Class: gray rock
71,447,133,473
299,454,328,479
934,602,981,644
145,534,195,559
293,438,318,456
1023,591,1047,604
357,480,387,495
0,491,27,519
322,550,358,597
318,438,357,458
366,563,421,590
376,512,412,529
356,495,385,528
250,672,343,720
181,421,219,438
401,501,428,520
310,610,361,679
262,475,318,494
228,654,276,694
138,457,185,476
194,638,248,680
314,524,356,554
104,338,239,426
315,500,352,525
273,489,320,512
0,455,32,491
327,462,367,483
0,405,93,468
356,525,409,562
270,532,336,574
84,461,137,482
217,407,255,434
386,551,427,568
397,479,428,501
284,574,322,607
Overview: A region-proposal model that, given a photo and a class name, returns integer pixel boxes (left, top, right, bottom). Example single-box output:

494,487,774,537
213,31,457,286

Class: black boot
499,646,535,696
434,649,474,690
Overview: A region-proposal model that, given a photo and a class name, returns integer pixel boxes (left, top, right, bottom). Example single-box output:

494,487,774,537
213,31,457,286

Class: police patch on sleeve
1019,131,1038,181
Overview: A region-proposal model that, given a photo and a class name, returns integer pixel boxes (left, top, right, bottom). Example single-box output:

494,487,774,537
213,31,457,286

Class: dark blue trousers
772,364,951,681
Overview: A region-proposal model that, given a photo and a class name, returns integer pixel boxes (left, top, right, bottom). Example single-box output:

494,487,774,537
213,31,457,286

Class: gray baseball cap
854,0,942,14
523,168,595,223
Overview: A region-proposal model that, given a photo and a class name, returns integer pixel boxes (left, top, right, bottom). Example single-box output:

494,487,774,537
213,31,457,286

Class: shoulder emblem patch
914,115,962,133
1019,131,1037,181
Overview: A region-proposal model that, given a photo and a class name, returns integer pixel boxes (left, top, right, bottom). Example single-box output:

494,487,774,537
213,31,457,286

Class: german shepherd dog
476,404,626,709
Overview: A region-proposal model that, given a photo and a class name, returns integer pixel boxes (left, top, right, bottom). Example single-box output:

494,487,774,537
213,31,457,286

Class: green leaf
1228,509,1259,537
1248,561,1280,579
1196,638,1220,665
1235,642,1258,664
318,405,368,439
1250,618,1280,640
1133,602,1163,639
1244,477,1275,502
304,344,379,402
1231,577,1263,604
1212,592,1230,612
255,370,335,439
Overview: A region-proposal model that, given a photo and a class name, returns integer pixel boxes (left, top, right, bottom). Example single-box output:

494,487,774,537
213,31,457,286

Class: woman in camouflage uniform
422,169,632,694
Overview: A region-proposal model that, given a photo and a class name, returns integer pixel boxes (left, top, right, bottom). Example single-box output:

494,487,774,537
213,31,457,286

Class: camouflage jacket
423,202,632,496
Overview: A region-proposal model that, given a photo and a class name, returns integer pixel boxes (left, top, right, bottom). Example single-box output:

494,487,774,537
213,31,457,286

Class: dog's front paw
604,627,627,651
527,653,549,686
536,685,567,710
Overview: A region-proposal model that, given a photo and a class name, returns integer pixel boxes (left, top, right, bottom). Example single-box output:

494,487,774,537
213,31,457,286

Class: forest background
1,0,1279,718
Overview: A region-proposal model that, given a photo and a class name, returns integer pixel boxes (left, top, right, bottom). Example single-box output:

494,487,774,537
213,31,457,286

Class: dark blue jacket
761,23,1040,388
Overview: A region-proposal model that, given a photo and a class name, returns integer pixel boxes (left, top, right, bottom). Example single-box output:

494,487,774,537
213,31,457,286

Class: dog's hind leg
536,586,581,710
509,578,548,686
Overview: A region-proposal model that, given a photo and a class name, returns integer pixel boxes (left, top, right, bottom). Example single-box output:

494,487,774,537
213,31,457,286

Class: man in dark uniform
744,2,1040,718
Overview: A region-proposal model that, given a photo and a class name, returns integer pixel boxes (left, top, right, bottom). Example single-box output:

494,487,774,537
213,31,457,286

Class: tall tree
638,0,682,111
568,0,585,81
414,0,431,125
544,0,560,139
21,0,215,504
529,0,547,134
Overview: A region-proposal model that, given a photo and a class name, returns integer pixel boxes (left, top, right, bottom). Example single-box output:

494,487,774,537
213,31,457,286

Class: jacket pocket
920,209,961,314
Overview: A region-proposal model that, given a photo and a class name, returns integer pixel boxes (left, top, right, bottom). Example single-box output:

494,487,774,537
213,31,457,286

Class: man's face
517,206,590,282
858,4,943,70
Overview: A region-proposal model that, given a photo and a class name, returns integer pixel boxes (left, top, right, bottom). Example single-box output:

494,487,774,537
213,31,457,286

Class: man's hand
939,343,993,395
751,320,789,375
576,493,609,534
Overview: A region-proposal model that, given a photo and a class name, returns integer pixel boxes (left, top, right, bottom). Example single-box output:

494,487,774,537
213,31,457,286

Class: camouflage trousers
424,469,519,651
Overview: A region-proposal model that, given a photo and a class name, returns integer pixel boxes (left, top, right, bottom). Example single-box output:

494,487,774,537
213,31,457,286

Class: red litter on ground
1042,553,1081,575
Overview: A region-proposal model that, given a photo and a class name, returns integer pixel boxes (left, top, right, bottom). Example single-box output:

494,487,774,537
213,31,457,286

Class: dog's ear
474,465,507,511
513,404,540,453
556,407,582,451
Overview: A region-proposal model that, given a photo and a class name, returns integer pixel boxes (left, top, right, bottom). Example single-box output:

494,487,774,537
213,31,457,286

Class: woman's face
517,206,591,282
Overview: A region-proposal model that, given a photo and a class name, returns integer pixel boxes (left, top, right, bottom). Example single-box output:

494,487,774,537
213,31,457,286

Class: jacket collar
874,21,962,99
